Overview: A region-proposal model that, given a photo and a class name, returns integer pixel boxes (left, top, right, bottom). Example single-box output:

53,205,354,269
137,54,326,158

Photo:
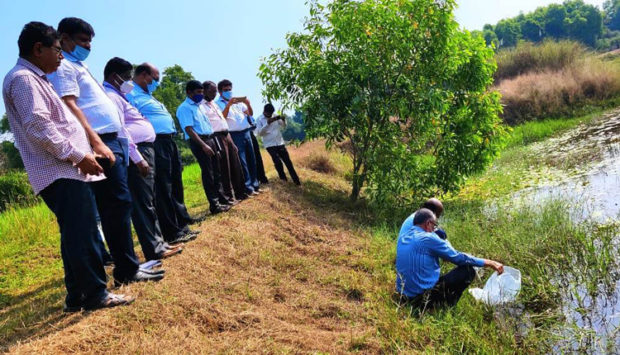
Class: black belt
214,130,229,137
98,132,118,140
230,127,253,134
156,133,175,139
137,141,154,148
198,134,222,152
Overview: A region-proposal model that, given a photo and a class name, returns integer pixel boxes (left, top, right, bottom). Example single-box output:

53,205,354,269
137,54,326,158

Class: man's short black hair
413,208,436,226
264,103,275,113
104,57,132,79
217,79,232,92
57,17,95,37
202,80,216,90
186,80,203,93
18,21,59,58
135,63,152,76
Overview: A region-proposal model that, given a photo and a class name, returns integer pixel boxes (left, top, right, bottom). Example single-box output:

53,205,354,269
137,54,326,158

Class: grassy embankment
1,108,618,353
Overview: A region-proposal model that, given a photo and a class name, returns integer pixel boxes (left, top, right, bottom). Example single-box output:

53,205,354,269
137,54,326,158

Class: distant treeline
476,0,620,51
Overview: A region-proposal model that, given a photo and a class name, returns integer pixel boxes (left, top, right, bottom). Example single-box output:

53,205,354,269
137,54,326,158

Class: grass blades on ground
1,109,618,352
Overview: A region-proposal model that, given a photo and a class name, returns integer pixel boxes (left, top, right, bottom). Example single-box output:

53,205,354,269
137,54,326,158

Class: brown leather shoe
161,245,183,259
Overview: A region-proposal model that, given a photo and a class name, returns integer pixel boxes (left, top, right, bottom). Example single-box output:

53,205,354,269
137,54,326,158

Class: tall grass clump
494,40,586,83
494,41,620,124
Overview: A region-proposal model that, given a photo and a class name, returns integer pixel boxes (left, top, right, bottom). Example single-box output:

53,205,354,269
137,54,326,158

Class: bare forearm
185,126,209,151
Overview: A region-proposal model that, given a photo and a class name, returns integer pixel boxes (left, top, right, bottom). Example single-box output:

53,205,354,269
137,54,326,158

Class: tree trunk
349,162,366,202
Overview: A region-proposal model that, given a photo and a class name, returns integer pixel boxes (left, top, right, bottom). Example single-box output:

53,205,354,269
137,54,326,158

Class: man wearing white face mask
103,57,183,261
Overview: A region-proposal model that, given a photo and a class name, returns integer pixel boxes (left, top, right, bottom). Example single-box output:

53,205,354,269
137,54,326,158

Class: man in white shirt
256,103,300,185
48,17,163,286
202,81,247,202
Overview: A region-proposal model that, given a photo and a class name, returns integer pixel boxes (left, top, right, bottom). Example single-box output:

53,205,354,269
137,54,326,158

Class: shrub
1,141,24,170
304,154,336,174
0,171,38,212
497,57,620,124
494,40,586,83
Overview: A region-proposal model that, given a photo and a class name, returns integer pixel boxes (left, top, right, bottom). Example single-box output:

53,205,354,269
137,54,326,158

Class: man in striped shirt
2,22,133,311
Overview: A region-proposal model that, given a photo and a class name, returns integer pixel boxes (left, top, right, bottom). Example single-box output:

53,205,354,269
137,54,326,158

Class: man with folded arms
177,80,230,214
3,21,133,310
48,17,162,285
103,57,183,260
202,81,247,203
127,63,198,244
216,79,261,196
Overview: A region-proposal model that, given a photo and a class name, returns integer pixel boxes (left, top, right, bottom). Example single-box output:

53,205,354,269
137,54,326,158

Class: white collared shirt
256,114,285,148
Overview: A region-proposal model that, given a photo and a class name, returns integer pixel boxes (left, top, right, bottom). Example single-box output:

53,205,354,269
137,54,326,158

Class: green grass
1,108,618,352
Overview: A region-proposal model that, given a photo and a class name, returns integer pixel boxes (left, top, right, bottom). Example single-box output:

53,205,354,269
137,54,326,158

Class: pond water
513,110,620,353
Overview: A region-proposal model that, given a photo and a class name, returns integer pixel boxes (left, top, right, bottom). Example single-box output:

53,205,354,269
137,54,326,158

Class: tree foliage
281,111,306,142
605,0,620,31
152,64,194,126
259,0,505,204
483,0,604,49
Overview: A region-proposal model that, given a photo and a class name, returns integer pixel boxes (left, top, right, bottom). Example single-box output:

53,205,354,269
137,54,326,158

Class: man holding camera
256,103,300,185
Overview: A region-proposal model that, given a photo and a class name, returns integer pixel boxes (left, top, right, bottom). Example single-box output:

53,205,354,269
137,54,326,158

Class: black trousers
40,179,108,306
91,136,140,281
153,135,191,242
414,265,477,309
215,133,247,201
250,131,269,184
266,145,300,185
128,143,168,260
189,136,227,212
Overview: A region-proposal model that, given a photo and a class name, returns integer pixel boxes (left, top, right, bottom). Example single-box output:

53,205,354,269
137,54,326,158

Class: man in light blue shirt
399,198,447,240
395,208,504,309
177,80,229,215
127,63,197,244
48,17,161,286
216,79,260,196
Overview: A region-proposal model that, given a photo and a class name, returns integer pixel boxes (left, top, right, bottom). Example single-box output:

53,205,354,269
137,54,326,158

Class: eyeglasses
428,220,438,228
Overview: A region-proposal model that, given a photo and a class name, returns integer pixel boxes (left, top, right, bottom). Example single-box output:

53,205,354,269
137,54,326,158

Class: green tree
259,0,505,203
521,18,543,42
495,18,521,47
152,64,194,126
605,0,620,31
0,114,24,170
544,4,568,39
482,29,499,48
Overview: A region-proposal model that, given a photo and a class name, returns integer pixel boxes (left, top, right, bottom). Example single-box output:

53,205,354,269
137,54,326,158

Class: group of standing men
3,18,300,311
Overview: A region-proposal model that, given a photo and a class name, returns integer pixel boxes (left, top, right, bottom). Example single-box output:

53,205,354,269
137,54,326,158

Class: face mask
191,94,204,103
222,91,232,100
120,80,135,94
69,44,90,61
147,79,159,94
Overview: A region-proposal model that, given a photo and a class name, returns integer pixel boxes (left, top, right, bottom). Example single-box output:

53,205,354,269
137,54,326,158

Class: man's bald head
133,62,160,91
422,198,443,218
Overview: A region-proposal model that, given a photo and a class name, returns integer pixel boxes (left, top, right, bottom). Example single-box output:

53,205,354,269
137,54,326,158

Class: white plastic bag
469,266,521,305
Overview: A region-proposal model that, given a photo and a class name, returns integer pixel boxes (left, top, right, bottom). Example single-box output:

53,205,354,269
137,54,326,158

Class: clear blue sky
0,0,605,116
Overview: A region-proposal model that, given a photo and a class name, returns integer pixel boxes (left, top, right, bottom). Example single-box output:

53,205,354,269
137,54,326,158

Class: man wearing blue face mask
177,80,230,215
47,18,163,286
216,79,260,196
127,63,198,245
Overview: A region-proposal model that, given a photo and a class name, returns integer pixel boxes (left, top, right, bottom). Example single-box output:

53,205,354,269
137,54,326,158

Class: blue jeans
91,136,140,281
40,179,108,306
230,130,259,193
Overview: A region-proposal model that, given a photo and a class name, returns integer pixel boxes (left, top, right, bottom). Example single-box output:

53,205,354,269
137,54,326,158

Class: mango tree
259,0,505,204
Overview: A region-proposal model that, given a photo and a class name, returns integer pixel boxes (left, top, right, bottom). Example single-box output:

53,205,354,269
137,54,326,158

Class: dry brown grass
5,141,386,354
303,153,337,174
496,58,620,124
